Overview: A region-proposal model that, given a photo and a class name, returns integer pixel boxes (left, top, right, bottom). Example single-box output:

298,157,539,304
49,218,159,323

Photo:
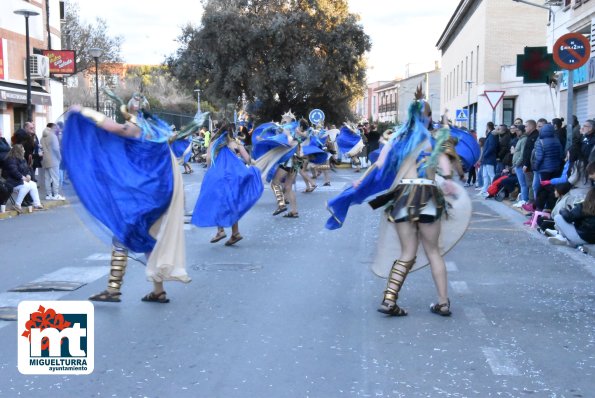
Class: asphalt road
0,167,593,397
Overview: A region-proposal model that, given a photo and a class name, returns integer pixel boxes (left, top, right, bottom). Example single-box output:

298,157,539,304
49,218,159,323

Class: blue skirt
62,112,174,253
192,147,263,227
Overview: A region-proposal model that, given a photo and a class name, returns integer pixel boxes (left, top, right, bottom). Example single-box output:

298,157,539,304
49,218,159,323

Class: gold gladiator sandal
89,246,128,302
271,183,288,215
378,258,415,316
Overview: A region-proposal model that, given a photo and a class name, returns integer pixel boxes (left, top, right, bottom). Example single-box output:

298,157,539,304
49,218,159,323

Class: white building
437,0,552,135
375,69,441,124
0,0,64,139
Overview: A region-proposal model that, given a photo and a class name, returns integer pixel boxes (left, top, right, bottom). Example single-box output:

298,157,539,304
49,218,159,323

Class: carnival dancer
303,125,332,187
62,93,193,303
191,123,263,246
337,123,365,172
325,87,471,317
272,118,310,217
251,111,299,215
171,135,194,174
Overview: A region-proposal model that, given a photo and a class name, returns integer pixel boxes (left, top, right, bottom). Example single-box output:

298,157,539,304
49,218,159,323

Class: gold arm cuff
80,107,107,126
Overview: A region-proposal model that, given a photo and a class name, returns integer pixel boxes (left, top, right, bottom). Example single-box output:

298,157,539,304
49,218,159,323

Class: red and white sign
42,50,76,75
484,90,505,110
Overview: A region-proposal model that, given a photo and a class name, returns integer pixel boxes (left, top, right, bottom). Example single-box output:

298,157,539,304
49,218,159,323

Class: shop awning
0,81,52,106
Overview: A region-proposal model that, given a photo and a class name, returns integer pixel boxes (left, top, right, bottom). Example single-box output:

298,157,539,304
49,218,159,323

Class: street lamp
14,7,40,122
89,48,103,111
465,80,474,129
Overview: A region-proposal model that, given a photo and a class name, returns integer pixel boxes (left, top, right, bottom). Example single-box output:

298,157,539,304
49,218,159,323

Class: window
456,65,459,96
502,98,515,126
470,51,474,85
564,0,571,7
476,46,479,82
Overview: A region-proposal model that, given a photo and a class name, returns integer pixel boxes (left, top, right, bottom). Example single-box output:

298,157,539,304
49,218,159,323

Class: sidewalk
466,184,595,257
0,169,69,220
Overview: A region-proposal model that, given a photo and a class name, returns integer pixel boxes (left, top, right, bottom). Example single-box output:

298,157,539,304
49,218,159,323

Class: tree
167,0,370,124
61,1,123,74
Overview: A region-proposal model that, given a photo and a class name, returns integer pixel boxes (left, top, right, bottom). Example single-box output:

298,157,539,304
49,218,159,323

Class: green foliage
167,0,370,124
60,1,123,73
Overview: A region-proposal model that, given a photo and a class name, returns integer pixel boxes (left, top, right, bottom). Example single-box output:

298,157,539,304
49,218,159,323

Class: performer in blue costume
63,94,191,303
325,86,469,317
337,123,365,172
171,136,194,174
251,111,299,216
191,122,263,246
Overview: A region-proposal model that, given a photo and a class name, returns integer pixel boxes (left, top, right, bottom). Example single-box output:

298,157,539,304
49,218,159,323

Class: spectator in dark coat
533,124,563,179
552,118,566,151
522,119,540,201
479,122,498,197
496,124,512,176
1,144,43,212
0,128,10,165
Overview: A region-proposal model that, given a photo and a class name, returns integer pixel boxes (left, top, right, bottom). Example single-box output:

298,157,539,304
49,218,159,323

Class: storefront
0,81,52,139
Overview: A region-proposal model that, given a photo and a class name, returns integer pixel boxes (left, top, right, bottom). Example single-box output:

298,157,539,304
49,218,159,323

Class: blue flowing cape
192,146,263,227
326,102,432,230
337,126,362,155
62,112,174,253
171,138,192,163
448,127,481,171
302,135,329,164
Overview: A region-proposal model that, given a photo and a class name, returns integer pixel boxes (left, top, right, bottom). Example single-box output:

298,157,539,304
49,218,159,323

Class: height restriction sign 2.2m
553,33,591,70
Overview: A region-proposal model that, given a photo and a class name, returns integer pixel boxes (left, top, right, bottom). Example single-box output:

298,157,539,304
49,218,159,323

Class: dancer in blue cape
325,86,471,317
337,124,365,172
171,136,193,174
251,111,300,216
191,122,263,246
62,93,191,303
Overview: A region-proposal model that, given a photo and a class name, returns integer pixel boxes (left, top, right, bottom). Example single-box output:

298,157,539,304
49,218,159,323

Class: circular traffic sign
309,109,325,125
553,33,591,70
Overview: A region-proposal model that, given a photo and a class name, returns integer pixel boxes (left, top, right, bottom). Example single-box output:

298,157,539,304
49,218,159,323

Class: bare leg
210,227,227,243
141,252,170,303
418,221,451,315
231,222,239,235
271,168,288,215
378,221,418,315
283,171,298,215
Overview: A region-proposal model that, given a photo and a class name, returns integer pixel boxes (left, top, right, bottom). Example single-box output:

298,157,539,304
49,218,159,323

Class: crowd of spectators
467,115,595,252
0,122,65,214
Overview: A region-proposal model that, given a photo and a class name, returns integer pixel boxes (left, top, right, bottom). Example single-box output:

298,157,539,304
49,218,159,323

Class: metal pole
466,81,472,129
94,57,99,111
566,69,574,152
25,15,32,122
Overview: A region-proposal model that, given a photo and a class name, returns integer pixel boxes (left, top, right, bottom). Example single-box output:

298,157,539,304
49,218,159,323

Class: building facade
0,0,64,140
437,0,551,135
353,81,390,122
375,69,441,124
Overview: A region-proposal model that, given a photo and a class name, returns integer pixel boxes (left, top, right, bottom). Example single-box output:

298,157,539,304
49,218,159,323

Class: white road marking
85,253,111,261
481,347,521,376
0,292,65,308
449,281,470,294
445,261,458,272
31,266,108,284
464,306,489,326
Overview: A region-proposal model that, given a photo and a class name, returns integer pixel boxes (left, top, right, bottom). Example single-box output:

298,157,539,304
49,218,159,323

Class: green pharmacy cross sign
516,46,558,84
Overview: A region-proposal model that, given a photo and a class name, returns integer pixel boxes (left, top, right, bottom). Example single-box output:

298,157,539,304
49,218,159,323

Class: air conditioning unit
24,54,50,79
544,0,563,6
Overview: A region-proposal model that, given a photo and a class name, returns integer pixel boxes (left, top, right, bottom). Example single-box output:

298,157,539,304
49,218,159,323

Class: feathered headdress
281,110,296,123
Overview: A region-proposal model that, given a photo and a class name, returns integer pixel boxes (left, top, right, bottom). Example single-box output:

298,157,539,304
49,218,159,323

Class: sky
75,0,460,83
